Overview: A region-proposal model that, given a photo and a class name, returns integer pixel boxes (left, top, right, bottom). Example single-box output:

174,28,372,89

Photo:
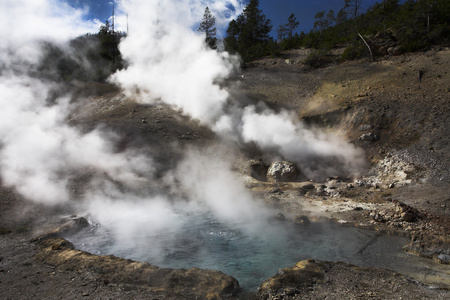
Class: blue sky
65,0,381,37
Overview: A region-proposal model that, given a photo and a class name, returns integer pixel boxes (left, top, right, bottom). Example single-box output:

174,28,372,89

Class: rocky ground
1,47,449,299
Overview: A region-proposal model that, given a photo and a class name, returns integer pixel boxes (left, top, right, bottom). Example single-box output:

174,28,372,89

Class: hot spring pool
67,210,447,290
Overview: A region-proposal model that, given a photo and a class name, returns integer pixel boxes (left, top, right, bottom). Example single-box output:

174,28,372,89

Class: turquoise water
68,211,444,290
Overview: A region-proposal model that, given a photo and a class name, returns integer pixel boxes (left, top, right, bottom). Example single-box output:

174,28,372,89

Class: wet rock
74,217,89,228
294,215,310,226
267,161,298,183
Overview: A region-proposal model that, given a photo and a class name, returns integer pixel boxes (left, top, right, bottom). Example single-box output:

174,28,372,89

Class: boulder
388,45,403,56
267,161,298,183
368,30,398,56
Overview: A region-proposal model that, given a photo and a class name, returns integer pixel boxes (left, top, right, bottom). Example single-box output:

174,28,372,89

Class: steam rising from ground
0,0,269,242
112,0,242,124
1,0,365,258
112,0,366,180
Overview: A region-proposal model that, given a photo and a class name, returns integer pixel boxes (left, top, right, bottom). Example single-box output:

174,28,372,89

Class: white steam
0,76,152,204
84,150,271,260
0,0,269,249
112,0,242,124
0,0,366,263
0,0,152,204
239,107,365,179
112,0,366,180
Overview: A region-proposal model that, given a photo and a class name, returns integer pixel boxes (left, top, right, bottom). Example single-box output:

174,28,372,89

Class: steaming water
68,210,443,291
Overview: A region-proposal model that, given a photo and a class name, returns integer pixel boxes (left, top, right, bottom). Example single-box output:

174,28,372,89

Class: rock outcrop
367,30,402,57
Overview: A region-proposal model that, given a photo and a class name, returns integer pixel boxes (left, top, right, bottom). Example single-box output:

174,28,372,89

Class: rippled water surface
68,211,447,290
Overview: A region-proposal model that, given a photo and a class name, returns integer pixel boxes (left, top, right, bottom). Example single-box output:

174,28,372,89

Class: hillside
0,47,449,299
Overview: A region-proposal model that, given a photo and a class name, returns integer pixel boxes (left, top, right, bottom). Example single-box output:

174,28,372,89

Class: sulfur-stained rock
34,238,240,299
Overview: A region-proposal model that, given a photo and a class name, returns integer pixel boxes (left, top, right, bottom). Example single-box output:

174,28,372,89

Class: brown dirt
1,47,449,299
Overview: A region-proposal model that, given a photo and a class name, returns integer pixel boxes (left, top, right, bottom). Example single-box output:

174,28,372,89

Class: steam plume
0,0,366,258
112,0,366,179
0,0,152,204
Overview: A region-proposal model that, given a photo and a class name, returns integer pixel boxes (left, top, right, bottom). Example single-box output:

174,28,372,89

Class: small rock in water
294,215,310,226
276,213,286,221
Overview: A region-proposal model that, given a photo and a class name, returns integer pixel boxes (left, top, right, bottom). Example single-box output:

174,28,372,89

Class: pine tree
277,25,287,42
286,14,300,39
198,7,217,49
336,8,348,24
224,0,272,61
345,0,363,20
224,19,239,53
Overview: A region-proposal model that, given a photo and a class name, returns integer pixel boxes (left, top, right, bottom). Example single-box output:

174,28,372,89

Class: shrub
342,43,367,60
304,50,332,69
